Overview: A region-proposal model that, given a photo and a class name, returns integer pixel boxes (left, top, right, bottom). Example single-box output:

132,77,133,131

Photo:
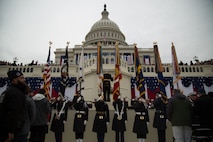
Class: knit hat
7,70,23,81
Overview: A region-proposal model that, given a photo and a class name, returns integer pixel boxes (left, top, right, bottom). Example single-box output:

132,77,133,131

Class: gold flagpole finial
115,42,119,46
66,42,70,46
98,42,102,47
153,42,157,45
49,41,53,46
82,41,85,46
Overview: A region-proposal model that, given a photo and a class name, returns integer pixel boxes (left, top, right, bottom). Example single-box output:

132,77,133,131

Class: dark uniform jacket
112,99,127,132
0,84,26,136
73,95,89,133
153,97,167,130
92,100,109,133
132,101,149,135
50,100,68,133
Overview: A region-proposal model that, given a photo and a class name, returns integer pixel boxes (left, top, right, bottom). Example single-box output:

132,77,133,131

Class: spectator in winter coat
0,70,26,142
29,89,51,142
167,89,192,142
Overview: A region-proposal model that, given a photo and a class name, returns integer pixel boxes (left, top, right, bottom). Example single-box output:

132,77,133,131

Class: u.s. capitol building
0,5,212,104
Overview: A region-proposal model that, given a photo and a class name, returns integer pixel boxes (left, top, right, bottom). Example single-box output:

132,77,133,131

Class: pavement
45,108,174,142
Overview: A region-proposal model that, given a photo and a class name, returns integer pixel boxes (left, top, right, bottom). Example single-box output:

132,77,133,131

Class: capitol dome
84,4,127,46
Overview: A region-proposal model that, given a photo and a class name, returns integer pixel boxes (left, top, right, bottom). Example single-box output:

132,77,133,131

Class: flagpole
78,41,85,94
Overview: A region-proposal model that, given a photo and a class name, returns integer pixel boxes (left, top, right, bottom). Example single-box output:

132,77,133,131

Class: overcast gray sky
0,0,213,65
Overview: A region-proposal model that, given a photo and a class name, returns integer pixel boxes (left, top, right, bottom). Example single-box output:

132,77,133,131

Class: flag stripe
43,46,51,100
113,43,122,100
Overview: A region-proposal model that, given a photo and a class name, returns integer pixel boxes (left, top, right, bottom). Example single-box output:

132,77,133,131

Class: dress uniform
112,96,127,142
92,95,110,142
72,94,89,142
50,94,68,142
132,97,149,142
153,94,167,142
103,73,113,102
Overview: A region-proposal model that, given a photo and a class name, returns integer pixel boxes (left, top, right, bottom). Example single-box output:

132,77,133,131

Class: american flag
134,45,146,99
59,42,69,96
43,43,52,100
113,42,122,101
154,43,167,103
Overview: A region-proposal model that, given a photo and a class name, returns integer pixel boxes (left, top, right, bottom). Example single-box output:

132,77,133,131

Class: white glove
106,122,109,125
84,120,87,125
125,120,127,123
147,122,149,125
63,121,66,124
77,97,81,102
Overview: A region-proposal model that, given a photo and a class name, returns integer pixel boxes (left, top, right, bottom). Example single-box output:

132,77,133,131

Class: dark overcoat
153,98,167,130
92,100,109,133
72,95,89,133
0,85,26,135
132,101,149,135
112,99,127,132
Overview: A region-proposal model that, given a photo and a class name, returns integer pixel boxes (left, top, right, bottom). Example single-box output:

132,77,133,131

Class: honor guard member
92,95,110,142
103,72,113,102
132,97,149,142
72,93,89,142
112,95,127,142
153,93,167,142
50,92,69,142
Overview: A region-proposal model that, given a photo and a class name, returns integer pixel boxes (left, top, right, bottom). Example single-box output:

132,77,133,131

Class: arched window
196,67,199,72
111,58,114,64
147,67,150,72
182,67,185,72
106,58,109,64
131,67,134,72
193,67,195,72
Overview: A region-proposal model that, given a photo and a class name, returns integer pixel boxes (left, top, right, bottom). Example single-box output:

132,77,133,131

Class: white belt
135,112,146,115
76,111,85,114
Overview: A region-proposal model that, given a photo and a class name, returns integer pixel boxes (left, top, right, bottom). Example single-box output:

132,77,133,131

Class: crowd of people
0,70,213,142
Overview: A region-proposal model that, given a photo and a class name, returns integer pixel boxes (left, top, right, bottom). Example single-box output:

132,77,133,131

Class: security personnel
153,93,167,142
112,95,127,142
72,93,89,142
92,95,110,142
103,72,113,102
132,97,149,142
